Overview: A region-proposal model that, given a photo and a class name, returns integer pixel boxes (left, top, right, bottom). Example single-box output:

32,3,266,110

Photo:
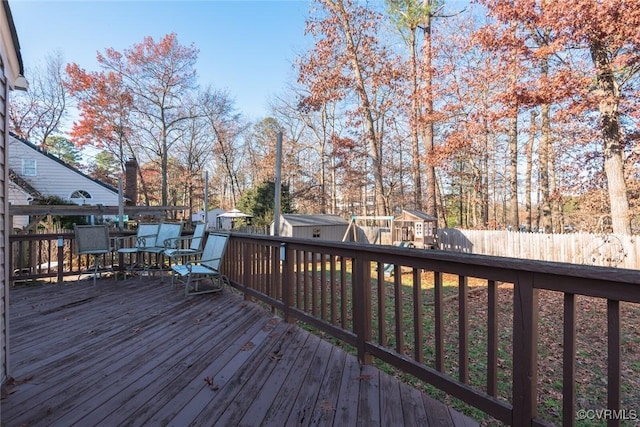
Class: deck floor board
1,277,479,426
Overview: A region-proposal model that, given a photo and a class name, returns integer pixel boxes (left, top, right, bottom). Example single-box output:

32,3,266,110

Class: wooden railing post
352,256,372,365
512,272,539,425
57,235,64,284
282,243,295,324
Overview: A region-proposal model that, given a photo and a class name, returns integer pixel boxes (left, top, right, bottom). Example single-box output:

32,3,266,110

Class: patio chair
171,232,230,296
116,222,160,278
137,222,183,279
74,224,113,286
164,222,206,286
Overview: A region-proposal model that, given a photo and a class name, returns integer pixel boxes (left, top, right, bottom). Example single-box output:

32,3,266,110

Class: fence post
512,271,539,425
57,235,64,284
352,255,372,365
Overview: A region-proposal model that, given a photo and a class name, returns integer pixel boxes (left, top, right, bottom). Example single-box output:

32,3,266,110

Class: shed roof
281,214,348,227
396,209,437,221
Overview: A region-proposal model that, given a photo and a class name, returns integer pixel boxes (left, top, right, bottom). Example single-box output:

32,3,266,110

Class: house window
21,159,37,176
312,228,321,238
70,190,92,199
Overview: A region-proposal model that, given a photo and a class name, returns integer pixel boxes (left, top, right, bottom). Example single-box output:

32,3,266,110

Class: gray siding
1,59,8,382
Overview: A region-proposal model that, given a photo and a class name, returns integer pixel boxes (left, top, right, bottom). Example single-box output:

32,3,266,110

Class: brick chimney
124,159,138,206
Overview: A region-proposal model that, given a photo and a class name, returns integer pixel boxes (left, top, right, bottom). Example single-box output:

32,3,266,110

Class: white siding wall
8,182,29,229
8,135,119,206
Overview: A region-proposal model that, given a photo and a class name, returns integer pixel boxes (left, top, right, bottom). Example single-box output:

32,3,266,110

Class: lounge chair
74,224,113,286
171,232,229,296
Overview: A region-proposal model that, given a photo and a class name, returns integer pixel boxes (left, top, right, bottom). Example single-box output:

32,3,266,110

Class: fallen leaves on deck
241,342,255,351
0,375,34,399
204,376,219,391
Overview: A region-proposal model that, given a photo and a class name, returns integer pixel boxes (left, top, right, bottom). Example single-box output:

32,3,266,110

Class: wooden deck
1,276,479,426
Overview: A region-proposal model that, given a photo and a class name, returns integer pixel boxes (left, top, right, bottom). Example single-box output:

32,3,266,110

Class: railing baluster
330,256,337,325
320,255,327,320
487,279,498,396
312,254,318,317
242,241,251,300
394,264,403,355
340,257,347,329
459,275,469,383
563,293,576,427
296,250,303,309
377,261,386,345
607,299,621,427
304,251,309,313
434,271,444,372
413,268,424,363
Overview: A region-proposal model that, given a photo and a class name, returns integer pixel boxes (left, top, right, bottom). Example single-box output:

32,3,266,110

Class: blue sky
10,0,312,121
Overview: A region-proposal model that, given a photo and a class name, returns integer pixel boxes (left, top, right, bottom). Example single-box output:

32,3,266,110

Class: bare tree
10,51,67,145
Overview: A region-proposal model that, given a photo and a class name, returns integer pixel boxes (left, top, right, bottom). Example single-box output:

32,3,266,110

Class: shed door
415,222,423,238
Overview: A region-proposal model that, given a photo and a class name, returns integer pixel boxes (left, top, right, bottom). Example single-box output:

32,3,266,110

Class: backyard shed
393,209,438,249
272,214,349,241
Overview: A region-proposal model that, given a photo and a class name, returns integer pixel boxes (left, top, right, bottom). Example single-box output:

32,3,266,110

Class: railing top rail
229,233,640,298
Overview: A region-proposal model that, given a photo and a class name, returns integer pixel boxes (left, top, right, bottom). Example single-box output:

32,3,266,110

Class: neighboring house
8,133,123,228
271,214,349,241
2,0,28,385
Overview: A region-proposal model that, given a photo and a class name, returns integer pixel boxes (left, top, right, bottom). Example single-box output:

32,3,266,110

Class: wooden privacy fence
222,233,640,427
438,229,640,269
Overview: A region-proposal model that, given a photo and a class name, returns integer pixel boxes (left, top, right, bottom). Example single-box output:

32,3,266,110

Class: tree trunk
590,40,631,234
539,102,552,232
408,28,422,210
330,0,387,215
525,111,536,232
508,113,519,229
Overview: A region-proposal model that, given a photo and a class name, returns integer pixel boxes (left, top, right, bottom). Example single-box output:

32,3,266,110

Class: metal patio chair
74,224,113,286
137,222,183,279
171,232,230,296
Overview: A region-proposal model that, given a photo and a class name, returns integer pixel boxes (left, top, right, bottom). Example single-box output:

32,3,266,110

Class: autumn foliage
10,2,639,233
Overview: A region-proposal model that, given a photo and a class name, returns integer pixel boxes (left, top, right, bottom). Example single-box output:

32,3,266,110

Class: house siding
8,135,120,207
1,0,25,384
0,58,7,384
8,181,28,229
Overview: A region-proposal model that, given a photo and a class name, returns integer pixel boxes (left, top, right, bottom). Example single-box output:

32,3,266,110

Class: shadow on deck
1,276,478,426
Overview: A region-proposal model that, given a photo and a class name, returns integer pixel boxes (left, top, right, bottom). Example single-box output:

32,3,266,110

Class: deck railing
222,233,640,427
9,231,639,425
8,230,196,283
